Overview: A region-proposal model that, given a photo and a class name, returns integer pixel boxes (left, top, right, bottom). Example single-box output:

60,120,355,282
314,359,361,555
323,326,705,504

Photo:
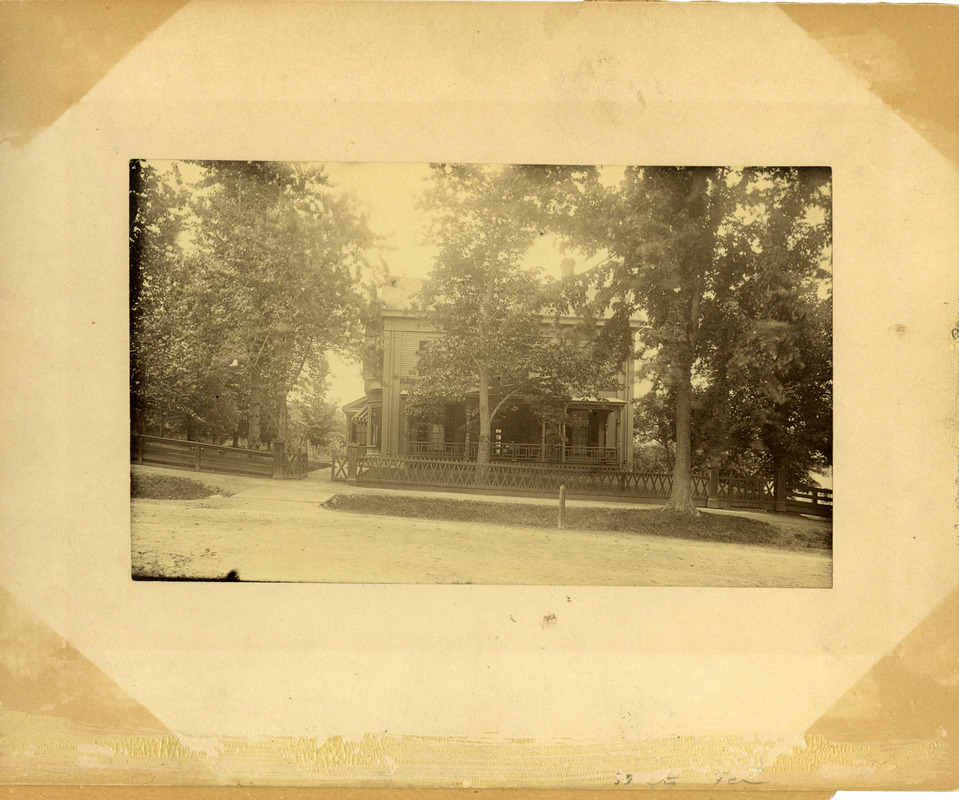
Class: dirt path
131,493,831,587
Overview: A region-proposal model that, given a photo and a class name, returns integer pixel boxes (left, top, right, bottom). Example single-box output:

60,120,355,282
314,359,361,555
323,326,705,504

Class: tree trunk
476,364,491,465
664,362,699,516
248,366,261,448
277,388,289,442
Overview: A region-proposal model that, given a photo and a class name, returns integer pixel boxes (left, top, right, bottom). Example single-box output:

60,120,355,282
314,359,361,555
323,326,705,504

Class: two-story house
343,276,639,467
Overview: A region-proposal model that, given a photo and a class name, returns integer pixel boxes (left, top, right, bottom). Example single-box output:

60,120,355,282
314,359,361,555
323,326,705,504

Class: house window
566,410,590,448
412,412,445,444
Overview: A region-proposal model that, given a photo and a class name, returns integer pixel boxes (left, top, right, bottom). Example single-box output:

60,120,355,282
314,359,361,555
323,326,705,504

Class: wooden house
344,277,638,467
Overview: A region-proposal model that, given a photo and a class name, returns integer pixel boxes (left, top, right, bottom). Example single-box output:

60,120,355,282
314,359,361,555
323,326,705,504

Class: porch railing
407,440,621,465
408,441,469,459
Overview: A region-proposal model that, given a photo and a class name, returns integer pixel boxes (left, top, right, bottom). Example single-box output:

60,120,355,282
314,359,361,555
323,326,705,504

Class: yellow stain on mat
0,707,950,789
2,581,958,788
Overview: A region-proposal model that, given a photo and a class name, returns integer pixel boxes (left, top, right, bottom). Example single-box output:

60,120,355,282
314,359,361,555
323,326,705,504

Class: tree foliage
285,359,344,455
541,166,832,513
408,164,620,464
130,160,373,447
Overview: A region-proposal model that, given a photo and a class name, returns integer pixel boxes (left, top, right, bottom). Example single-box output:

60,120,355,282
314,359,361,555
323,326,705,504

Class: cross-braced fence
717,475,776,508
333,448,832,516
351,454,706,502
330,453,349,481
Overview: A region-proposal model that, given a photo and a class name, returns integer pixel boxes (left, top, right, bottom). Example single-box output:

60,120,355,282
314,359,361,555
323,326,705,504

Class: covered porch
405,398,628,466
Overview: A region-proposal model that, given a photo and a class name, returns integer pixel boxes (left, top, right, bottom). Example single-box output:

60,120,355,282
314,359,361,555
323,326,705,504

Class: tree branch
490,386,523,422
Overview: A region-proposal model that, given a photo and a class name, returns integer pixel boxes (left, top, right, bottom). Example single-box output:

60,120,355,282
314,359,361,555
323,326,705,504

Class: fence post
136,435,144,464
347,444,358,485
774,469,788,512
558,485,566,529
272,439,286,480
194,444,201,472
707,466,720,509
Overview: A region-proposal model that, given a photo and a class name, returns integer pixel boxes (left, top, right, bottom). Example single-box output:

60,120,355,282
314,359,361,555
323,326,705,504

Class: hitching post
558,485,566,529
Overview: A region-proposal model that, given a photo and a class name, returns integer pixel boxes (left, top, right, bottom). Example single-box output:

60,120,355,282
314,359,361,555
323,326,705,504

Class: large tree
130,160,228,439
540,166,832,514
130,160,373,447
693,168,832,484
409,164,619,465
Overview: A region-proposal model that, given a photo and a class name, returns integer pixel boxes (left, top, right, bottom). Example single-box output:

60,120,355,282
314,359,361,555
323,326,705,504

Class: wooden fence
330,453,349,481
783,483,833,517
713,474,776,509
132,434,308,480
331,448,832,516
354,456,703,499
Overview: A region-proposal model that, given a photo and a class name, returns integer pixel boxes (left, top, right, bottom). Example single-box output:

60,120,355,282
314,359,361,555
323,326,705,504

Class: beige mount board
0,0,957,795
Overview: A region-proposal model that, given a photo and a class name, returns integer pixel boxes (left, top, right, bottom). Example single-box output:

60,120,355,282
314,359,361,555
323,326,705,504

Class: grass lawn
324,493,831,552
131,470,234,500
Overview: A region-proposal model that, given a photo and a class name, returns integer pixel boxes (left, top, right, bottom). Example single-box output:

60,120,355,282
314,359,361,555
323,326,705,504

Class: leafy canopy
408,164,622,449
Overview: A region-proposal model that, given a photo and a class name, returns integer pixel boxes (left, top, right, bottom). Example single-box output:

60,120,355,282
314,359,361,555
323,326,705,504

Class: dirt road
131,489,831,587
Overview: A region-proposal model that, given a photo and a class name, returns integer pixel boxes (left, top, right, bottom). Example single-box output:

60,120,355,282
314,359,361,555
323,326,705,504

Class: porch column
604,410,617,448
541,420,547,462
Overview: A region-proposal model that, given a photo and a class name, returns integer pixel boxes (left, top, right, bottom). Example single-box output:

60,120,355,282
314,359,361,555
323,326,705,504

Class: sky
323,161,597,282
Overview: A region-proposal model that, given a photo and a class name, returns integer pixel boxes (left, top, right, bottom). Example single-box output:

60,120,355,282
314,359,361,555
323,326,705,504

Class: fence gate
330,454,348,482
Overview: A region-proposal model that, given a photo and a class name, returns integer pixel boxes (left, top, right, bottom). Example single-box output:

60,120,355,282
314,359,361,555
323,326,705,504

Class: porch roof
569,396,627,407
396,392,626,409
341,395,368,416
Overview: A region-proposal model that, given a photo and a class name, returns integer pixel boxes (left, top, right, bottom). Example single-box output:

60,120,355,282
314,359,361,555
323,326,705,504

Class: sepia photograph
130,161,833,587
5,0,959,790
